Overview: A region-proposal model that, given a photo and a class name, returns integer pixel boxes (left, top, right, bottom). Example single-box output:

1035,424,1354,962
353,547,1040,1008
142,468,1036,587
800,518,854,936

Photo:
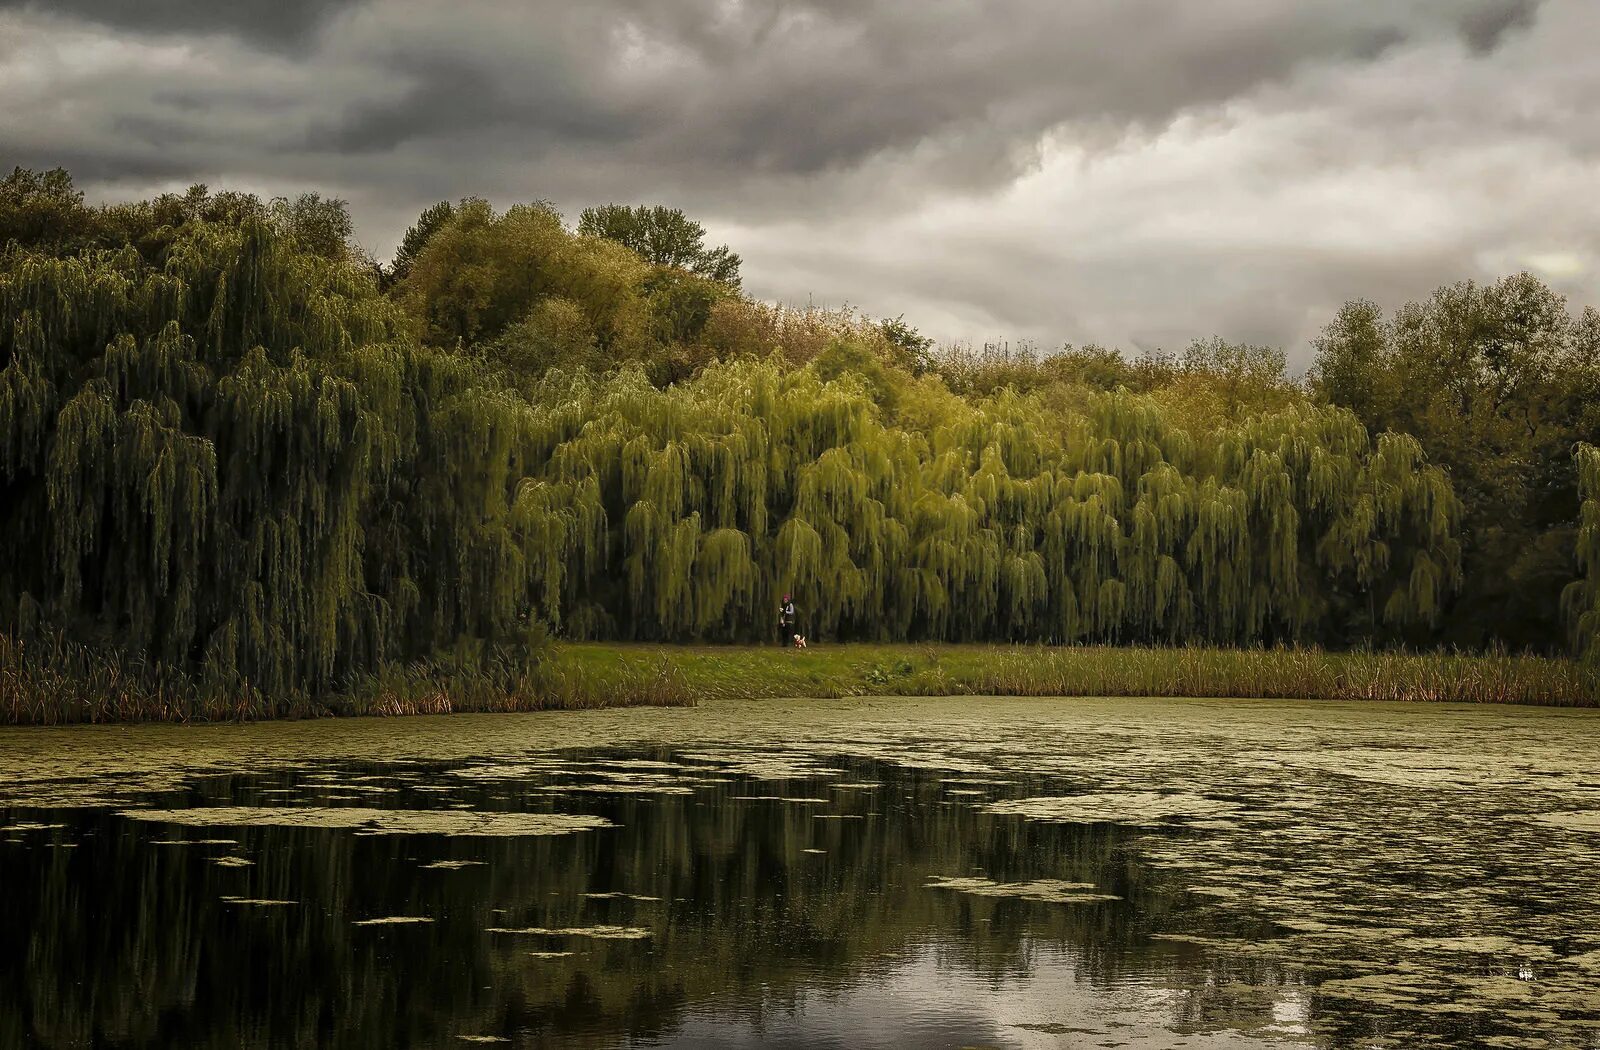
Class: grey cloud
1,0,1595,366
0,0,358,45
1458,0,1543,52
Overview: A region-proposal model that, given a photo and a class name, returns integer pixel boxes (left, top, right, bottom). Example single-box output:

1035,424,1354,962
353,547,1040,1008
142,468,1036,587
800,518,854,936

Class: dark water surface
3,696,1600,1048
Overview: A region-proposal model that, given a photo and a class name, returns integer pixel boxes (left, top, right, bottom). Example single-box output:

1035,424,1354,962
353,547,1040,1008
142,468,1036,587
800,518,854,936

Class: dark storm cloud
2,0,1595,363
1458,0,1544,52
0,0,357,45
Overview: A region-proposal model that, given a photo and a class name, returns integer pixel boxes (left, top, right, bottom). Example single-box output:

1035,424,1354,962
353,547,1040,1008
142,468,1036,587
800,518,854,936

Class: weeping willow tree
0,175,1471,703
0,208,552,702
508,359,1460,646
1565,445,1600,663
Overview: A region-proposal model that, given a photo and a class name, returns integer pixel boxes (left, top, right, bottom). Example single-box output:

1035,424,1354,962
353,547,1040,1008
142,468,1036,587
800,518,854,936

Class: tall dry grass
945,646,1600,707
0,630,695,725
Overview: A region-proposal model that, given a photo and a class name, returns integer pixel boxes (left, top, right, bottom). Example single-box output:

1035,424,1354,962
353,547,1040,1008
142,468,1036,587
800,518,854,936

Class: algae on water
486,926,651,940
926,876,1121,904
119,807,612,837
984,791,1237,825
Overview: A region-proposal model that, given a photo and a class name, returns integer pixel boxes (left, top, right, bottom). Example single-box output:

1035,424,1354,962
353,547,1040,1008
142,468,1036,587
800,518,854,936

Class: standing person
778,593,796,647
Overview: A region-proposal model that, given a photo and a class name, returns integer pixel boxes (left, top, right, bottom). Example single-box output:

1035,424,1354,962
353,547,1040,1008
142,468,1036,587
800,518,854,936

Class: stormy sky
3,0,1597,366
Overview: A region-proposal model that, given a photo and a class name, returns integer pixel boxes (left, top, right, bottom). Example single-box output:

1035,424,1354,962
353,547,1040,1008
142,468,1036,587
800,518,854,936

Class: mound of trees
0,178,547,699
7,165,1600,704
510,363,1456,645
1568,445,1600,663
1312,277,1600,649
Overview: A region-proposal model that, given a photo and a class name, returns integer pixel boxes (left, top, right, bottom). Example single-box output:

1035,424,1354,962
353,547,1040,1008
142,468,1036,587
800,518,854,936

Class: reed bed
8,631,1598,726
947,646,1600,707
0,631,695,726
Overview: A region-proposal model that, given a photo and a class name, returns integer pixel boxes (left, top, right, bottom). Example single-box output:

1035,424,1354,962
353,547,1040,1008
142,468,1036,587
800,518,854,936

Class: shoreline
6,637,1598,726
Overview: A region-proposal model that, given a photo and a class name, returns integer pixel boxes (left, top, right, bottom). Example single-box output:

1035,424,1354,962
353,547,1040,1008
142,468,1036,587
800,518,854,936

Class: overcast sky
3,0,1598,366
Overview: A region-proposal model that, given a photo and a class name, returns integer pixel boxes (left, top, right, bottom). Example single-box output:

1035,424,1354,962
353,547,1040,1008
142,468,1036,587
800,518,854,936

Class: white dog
792,634,808,649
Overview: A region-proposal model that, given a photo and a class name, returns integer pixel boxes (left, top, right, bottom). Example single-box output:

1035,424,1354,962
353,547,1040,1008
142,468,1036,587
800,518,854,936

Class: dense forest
2,167,1599,707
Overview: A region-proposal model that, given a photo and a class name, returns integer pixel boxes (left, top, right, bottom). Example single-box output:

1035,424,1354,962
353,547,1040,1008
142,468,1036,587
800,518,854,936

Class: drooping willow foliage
1566,445,1600,663
512,362,1459,645
0,215,546,698
0,181,1468,702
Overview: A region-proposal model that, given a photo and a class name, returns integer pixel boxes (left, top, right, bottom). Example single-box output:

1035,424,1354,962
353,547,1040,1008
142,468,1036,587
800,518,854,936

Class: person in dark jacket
778,593,796,646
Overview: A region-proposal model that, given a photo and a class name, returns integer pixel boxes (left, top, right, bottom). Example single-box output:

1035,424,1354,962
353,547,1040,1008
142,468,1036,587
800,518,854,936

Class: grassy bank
551,642,1600,708
6,632,1599,725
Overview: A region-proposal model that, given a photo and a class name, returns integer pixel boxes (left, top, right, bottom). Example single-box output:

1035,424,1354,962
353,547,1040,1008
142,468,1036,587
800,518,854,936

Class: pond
3,695,1600,1048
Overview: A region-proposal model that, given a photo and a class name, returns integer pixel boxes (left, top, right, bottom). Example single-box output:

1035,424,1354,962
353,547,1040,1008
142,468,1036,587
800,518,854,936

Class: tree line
2,166,1598,702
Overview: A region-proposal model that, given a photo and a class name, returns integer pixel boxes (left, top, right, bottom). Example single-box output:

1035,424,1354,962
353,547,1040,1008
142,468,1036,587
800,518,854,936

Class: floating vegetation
220,897,297,906
533,782,694,796
926,876,1121,904
421,860,487,870
10,698,1600,1045
150,839,238,846
448,764,557,781
210,856,253,868
485,926,651,940
353,916,434,927
119,807,612,837
985,792,1237,825
583,892,660,902
1533,811,1600,833
0,822,65,831
524,951,575,959
730,796,831,803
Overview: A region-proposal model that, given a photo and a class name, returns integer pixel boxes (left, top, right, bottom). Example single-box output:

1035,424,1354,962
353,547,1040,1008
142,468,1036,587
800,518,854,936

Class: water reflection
1,751,1305,1049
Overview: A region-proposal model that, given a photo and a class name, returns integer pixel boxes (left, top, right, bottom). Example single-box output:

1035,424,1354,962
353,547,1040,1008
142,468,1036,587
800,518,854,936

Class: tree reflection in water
0,752,1304,1049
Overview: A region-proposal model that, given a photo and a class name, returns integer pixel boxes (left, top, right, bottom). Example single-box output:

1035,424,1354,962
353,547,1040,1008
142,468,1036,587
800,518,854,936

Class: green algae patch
1534,811,1600,832
150,838,238,846
926,876,1121,904
1398,935,1555,957
486,925,650,940
119,806,612,837
985,792,1237,825
220,897,296,906
532,782,695,795
354,916,434,926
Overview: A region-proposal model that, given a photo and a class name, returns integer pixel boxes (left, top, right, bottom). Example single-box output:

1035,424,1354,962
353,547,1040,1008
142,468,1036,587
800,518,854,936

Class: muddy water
3,696,1600,1048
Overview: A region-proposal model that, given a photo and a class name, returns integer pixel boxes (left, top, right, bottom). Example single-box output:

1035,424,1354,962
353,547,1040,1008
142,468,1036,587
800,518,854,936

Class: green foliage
0,188,565,707
1313,274,1600,649
879,315,936,374
508,360,1457,645
268,193,356,262
16,167,1574,723
388,200,455,286
0,167,90,249
397,198,652,353
578,204,742,287
1566,444,1600,663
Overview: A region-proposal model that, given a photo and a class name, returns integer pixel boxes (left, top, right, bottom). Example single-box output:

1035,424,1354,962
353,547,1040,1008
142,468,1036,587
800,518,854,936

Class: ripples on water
2,695,1599,1048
